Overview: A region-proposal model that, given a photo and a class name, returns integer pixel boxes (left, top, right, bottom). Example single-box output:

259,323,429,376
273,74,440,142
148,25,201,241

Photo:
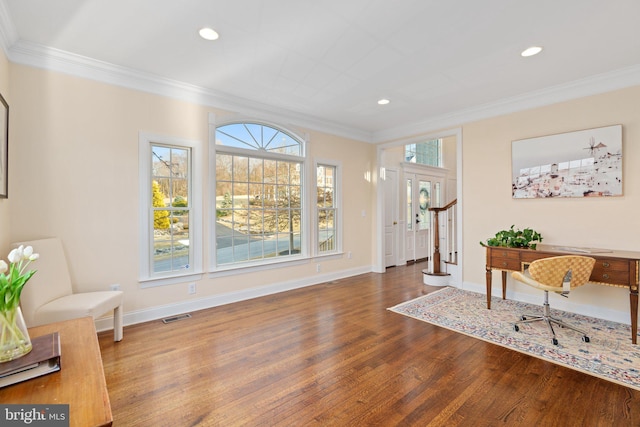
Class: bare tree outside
152,145,190,273
215,123,304,265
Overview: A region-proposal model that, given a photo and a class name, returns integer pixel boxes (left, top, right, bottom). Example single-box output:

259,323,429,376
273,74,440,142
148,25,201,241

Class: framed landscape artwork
512,125,622,199
0,92,7,198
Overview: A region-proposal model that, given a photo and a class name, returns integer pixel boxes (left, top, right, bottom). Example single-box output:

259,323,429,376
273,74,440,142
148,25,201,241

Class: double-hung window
139,133,202,285
214,122,305,268
141,121,343,281
316,163,340,254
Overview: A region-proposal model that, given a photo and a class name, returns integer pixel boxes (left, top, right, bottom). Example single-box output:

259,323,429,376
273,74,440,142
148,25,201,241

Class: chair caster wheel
520,316,527,321
582,336,590,343
514,325,519,332
552,338,558,345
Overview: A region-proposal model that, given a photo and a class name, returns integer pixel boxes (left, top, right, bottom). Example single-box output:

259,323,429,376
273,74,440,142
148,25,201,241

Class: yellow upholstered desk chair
16,237,124,341
511,255,596,346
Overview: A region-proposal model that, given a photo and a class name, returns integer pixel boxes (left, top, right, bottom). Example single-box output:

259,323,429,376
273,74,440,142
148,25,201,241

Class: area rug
388,287,640,390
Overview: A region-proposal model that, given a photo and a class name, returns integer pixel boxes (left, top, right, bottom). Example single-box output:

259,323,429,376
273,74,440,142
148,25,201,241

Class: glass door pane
418,180,431,230
406,178,413,231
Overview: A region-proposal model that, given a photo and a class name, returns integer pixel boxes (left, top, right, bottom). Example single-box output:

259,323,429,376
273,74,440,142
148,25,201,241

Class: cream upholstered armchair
511,255,595,345
16,237,124,341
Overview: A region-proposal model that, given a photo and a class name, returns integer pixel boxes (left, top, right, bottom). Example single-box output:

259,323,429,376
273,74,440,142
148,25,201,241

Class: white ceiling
1,0,640,142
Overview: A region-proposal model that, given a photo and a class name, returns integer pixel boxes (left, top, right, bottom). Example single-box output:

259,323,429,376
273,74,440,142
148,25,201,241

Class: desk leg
485,266,492,309
631,291,638,345
501,271,507,300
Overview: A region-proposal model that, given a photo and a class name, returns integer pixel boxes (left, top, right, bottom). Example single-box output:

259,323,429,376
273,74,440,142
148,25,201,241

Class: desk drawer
489,256,520,271
591,259,629,285
490,249,520,260
488,249,521,271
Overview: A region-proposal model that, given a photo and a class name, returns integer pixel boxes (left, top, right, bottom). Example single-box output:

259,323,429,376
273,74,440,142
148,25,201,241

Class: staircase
423,199,458,286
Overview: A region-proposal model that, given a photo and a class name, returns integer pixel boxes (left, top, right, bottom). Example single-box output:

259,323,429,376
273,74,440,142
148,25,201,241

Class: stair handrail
428,199,457,274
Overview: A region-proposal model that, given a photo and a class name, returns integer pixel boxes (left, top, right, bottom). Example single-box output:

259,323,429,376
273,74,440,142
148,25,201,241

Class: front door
405,174,442,263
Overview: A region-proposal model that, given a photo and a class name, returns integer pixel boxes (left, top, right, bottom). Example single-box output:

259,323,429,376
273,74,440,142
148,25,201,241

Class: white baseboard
95,265,373,333
460,280,630,325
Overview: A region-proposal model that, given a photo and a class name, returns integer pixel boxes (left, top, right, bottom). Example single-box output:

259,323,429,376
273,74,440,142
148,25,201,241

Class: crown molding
1,24,639,145
372,64,640,143
4,39,374,143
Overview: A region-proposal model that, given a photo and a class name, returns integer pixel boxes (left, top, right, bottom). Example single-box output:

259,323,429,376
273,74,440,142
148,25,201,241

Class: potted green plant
480,225,543,249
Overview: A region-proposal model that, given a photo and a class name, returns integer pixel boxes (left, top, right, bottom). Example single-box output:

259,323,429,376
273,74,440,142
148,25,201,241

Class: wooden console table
485,244,640,344
0,317,113,427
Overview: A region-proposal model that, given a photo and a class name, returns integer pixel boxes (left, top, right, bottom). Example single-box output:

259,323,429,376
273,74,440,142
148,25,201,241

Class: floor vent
162,313,192,324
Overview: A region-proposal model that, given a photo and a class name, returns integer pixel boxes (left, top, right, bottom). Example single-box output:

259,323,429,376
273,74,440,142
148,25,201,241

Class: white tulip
29,253,40,261
22,246,33,260
7,246,23,264
0,260,7,273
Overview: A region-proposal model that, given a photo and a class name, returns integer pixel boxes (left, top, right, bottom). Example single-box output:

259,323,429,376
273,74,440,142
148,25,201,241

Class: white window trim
403,137,444,168
208,114,313,273
313,158,342,256
138,131,203,287
402,162,449,177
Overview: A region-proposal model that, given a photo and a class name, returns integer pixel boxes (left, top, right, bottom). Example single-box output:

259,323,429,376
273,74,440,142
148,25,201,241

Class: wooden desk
0,317,113,427
485,244,640,344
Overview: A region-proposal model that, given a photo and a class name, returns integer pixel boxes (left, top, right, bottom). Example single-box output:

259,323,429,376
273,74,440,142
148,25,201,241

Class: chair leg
513,291,589,345
548,316,590,339
515,315,545,325
113,304,123,342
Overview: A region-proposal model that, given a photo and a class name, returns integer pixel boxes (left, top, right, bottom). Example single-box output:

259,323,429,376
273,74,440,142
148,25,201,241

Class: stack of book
0,332,61,388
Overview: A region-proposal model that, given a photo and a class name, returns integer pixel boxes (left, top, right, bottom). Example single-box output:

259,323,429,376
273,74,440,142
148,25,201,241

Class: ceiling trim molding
4,39,374,143
1,28,639,145
372,64,640,143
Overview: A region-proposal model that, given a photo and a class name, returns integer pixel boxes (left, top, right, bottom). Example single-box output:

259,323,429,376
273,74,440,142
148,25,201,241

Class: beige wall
8,63,375,316
8,56,639,323
0,49,8,253
462,85,640,319
442,135,457,202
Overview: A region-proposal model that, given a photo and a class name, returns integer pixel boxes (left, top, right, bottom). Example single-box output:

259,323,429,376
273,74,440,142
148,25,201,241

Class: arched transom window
214,122,305,267
216,122,303,156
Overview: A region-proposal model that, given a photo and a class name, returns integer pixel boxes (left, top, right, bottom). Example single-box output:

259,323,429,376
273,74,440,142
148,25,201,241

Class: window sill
139,272,204,288
208,252,345,278
209,256,310,278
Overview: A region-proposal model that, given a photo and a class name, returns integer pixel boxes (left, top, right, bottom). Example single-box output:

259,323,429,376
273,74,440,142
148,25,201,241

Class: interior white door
383,169,398,267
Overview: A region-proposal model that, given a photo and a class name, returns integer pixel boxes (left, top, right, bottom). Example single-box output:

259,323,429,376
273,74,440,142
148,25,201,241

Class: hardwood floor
98,263,640,426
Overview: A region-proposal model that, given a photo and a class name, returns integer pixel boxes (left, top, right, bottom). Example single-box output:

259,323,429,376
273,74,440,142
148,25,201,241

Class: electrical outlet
316,264,321,273
188,283,196,294
347,251,352,259
109,284,121,291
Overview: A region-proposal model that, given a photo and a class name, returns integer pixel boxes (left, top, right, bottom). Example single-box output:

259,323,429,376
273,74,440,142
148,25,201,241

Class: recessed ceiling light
377,99,390,105
199,27,219,41
521,46,543,57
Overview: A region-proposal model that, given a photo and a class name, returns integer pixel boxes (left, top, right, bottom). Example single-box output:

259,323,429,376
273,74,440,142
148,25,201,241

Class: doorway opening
405,171,444,264
376,128,461,285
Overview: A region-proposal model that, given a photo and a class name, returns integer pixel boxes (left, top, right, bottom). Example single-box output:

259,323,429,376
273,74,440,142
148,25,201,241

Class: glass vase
0,306,33,363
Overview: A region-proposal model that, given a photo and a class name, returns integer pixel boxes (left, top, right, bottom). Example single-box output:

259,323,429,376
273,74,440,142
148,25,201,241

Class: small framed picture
0,92,7,198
